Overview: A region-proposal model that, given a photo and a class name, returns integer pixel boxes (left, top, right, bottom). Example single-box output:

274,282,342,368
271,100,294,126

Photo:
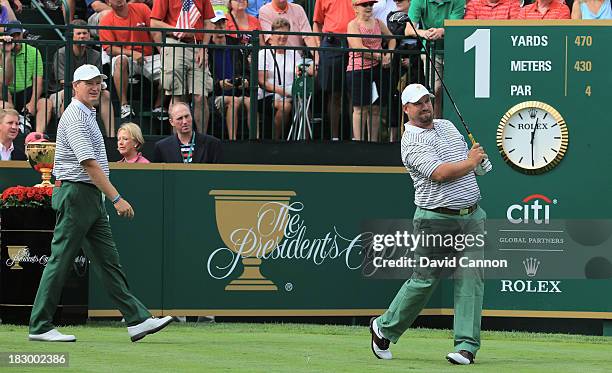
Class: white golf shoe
127,316,173,342
369,317,392,360
29,328,76,342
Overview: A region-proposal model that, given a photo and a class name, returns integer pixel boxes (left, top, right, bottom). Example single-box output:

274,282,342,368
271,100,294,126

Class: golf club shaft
405,17,477,145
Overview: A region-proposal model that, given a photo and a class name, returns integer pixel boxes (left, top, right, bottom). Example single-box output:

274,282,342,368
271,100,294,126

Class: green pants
377,206,486,355
29,181,151,334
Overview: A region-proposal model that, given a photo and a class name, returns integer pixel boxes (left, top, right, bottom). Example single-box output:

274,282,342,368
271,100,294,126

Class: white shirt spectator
373,0,398,25
257,49,298,98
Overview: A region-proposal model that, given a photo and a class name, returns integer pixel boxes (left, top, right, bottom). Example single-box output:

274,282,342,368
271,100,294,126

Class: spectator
36,20,115,136
346,0,395,142
406,0,465,118
386,0,423,142
117,122,149,163
3,0,20,16
0,35,15,110
464,0,521,19
226,0,265,46
313,0,355,140
1,21,43,132
209,12,252,140
245,0,293,17
571,0,612,19
0,108,26,160
151,0,216,134
373,0,398,25
259,0,320,71
0,0,17,27
99,0,164,119
86,0,112,35
518,0,571,18
258,17,298,140
153,102,222,163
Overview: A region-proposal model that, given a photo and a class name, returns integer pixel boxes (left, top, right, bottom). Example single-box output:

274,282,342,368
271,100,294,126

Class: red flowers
1,186,53,208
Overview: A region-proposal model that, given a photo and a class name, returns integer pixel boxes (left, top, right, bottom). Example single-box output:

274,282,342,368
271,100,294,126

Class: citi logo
507,194,557,224
523,257,540,277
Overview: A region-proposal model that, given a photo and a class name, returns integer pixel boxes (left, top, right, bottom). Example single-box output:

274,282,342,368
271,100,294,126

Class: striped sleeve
63,111,96,163
402,140,443,178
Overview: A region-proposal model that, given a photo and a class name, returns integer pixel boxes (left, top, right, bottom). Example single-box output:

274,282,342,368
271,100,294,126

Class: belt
56,180,97,189
423,204,478,216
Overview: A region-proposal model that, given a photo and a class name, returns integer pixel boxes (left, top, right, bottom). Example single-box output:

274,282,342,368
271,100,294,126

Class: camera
233,77,245,87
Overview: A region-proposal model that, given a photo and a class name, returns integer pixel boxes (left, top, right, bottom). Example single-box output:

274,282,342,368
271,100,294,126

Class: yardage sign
444,21,612,316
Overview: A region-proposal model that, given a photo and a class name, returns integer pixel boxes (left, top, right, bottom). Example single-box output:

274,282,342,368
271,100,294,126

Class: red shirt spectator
518,0,571,19
151,0,215,41
313,0,355,34
99,3,155,55
225,12,261,43
464,0,521,19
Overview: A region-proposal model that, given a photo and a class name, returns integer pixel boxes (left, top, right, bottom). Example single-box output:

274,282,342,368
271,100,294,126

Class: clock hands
530,117,538,167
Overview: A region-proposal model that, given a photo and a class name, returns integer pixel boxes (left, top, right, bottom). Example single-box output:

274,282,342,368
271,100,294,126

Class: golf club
404,17,476,144
404,16,491,171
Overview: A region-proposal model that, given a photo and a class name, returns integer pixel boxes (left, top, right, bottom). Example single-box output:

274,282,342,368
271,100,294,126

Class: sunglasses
393,0,407,2
359,2,375,7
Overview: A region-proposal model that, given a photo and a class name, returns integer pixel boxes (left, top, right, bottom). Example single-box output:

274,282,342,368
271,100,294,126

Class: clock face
497,101,569,174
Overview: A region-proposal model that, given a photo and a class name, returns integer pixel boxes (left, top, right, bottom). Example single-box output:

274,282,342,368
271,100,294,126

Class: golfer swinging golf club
369,83,492,365
28,65,173,343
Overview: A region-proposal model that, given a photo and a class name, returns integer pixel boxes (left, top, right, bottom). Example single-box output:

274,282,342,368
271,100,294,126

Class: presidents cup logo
501,257,562,293
506,194,557,225
6,245,29,269
208,190,366,292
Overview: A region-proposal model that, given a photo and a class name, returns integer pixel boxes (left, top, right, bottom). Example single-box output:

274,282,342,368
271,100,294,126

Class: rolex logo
523,257,540,277
528,108,537,119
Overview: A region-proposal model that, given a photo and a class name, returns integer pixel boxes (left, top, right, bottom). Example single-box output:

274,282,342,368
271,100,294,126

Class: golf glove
475,158,492,176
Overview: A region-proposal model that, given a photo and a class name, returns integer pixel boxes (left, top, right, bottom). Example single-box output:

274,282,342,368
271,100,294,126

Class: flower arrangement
1,185,53,208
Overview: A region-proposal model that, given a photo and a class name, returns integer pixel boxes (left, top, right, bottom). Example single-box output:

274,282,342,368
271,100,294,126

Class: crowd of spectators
0,0,606,151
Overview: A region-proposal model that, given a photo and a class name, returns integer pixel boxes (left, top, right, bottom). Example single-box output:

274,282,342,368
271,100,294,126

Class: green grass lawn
1,322,611,372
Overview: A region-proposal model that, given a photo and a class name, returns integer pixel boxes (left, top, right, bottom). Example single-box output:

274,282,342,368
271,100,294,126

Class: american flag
174,0,201,39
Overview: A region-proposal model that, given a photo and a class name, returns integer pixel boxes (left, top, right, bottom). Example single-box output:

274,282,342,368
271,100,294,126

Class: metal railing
0,23,443,141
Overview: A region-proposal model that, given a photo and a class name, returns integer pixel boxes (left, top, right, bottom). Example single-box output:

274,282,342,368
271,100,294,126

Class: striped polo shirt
53,99,109,183
401,119,481,210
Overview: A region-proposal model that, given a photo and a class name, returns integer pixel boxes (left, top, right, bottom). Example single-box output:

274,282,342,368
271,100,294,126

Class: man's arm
430,143,485,182
90,0,111,13
1,38,14,85
81,159,134,218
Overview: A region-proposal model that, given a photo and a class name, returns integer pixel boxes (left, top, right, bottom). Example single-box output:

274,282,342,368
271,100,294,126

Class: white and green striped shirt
401,119,481,210
53,99,108,183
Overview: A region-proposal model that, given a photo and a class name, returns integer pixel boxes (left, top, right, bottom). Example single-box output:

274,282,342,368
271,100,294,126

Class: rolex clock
497,101,569,174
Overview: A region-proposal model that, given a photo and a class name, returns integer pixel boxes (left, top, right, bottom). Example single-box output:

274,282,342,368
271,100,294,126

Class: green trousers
377,206,486,355
29,181,151,334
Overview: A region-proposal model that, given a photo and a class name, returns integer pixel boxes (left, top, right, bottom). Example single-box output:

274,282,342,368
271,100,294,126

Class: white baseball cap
211,10,227,23
401,84,434,105
73,64,108,82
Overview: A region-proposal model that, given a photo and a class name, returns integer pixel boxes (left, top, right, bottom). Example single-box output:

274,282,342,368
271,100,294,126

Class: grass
1,322,611,372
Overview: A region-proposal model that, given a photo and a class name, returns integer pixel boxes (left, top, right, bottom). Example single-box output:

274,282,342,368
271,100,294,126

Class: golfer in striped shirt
29,65,173,343
369,84,490,365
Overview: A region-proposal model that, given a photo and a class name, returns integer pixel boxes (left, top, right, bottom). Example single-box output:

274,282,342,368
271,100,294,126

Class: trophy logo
26,141,56,187
209,190,296,291
6,245,28,270
523,257,540,277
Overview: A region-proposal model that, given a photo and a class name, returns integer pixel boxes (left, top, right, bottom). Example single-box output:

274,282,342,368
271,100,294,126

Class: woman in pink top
346,0,395,142
117,122,150,163
226,0,265,46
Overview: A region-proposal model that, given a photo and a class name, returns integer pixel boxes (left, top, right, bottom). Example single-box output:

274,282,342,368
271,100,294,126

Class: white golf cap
73,64,107,82
401,83,434,105
211,10,227,23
